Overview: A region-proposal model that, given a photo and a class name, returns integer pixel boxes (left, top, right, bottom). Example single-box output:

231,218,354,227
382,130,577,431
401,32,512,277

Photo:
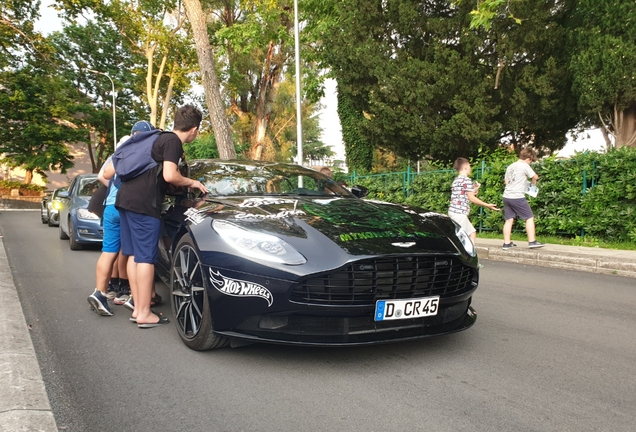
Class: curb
0,239,58,431
476,245,636,278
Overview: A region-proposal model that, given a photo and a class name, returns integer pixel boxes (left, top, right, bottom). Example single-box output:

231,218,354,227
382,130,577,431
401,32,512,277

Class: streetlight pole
87,69,117,148
294,0,303,186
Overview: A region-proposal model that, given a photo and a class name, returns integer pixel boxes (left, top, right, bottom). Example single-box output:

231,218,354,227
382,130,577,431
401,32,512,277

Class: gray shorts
448,212,476,236
503,198,534,221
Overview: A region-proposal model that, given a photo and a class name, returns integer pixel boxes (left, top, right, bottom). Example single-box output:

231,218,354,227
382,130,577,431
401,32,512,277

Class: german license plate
374,296,440,321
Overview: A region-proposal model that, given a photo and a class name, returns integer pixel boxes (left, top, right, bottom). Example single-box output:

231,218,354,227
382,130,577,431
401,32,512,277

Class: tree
183,0,235,159
337,85,373,173
568,0,636,148
0,0,49,68
255,77,325,163
305,0,577,163
57,0,197,130
206,0,297,160
0,66,76,183
48,21,147,171
487,0,577,153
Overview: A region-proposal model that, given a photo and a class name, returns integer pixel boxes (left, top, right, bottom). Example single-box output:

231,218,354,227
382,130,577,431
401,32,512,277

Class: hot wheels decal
209,269,273,307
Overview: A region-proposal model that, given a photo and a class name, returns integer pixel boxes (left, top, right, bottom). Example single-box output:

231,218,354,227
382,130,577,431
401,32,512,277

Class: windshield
52,187,68,200
188,160,353,198
78,177,100,197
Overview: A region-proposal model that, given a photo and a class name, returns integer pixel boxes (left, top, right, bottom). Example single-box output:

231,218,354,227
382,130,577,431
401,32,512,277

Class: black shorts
503,198,534,220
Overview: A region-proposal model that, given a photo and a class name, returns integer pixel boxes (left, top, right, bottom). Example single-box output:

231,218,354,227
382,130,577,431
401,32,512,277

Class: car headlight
77,208,99,220
452,221,476,257
52,200,63,210
213,219,306,265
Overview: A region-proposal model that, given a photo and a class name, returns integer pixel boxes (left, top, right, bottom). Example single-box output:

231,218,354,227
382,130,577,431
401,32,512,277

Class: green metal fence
347,159,599,237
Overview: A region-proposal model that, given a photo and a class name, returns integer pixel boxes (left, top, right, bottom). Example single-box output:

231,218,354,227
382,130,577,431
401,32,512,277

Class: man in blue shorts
104,105,208,327
502,148,545,250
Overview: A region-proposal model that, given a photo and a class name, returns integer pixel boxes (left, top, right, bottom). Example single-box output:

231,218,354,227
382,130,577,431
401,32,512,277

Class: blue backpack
112,130,163,184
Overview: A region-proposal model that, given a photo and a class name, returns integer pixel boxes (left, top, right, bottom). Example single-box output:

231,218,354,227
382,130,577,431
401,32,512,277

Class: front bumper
73,217,103,243
216,302,476,346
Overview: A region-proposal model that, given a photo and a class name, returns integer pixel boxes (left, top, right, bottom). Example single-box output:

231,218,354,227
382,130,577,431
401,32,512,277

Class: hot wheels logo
209,269,273,307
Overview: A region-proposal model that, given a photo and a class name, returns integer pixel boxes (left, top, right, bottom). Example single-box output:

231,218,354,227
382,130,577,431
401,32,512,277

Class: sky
35,0,604,161
36,0,63,34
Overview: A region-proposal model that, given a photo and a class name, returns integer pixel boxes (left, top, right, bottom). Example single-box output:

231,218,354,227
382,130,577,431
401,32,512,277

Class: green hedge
349,147,636,242
0,180,46,196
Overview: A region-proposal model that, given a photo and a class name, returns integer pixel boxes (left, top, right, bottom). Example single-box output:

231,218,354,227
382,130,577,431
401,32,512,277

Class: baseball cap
131,120,155,134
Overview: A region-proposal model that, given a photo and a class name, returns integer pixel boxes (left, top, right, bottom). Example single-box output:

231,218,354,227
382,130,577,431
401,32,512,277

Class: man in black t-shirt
103,105,208,327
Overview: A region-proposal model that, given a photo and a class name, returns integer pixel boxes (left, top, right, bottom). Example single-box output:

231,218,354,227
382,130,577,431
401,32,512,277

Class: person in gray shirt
502,148,545,250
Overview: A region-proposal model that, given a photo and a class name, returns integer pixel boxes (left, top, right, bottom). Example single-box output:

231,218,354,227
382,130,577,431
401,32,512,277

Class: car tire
41,213,48,224
68,218,83,250
171,234,229,351
48,216,55,227
59,221,69,240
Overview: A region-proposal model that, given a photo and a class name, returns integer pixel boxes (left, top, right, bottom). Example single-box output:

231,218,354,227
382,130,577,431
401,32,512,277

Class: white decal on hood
234,209,305,220
209,269,273,307
239,198,298,208
419,212,445,218
235,198,304,220
184,208,205,225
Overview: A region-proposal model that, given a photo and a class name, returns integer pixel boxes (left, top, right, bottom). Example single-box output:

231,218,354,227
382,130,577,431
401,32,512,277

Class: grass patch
476,231,636,251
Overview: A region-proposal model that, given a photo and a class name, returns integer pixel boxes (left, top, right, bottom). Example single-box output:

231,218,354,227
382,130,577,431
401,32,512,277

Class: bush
347,147,636,243
0,180,46,196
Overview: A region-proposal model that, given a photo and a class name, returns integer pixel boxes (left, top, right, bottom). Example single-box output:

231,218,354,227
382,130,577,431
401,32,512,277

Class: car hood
188,196,469,259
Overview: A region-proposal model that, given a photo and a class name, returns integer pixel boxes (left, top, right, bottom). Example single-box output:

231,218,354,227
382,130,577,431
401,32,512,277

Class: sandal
138,315,170,328
151,293,162,306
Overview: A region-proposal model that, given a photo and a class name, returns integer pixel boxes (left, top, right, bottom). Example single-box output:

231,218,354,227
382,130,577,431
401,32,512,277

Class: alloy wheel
172,243,206,339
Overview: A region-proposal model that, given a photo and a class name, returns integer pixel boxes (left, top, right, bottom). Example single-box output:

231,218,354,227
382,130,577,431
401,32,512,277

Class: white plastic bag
525,182,539,198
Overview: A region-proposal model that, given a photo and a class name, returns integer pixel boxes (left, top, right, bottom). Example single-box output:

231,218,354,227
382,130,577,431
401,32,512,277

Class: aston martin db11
156,160,479,350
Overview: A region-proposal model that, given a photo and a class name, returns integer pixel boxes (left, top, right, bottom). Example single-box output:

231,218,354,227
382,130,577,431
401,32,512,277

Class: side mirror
57,191,70,199
350,185,369,198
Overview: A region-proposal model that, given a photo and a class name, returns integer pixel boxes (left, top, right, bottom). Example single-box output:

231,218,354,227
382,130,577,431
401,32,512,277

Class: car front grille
291,256,476,306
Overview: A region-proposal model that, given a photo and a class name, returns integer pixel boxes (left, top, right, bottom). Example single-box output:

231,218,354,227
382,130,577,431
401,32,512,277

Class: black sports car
156,160,479,350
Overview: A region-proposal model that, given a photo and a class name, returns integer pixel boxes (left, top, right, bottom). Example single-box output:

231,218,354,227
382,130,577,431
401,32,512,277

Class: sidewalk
0,239,57,431
476,238,636,278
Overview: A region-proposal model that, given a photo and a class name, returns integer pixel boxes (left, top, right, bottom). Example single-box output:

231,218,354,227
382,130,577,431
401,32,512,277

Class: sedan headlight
52,200,63,210
77,208,99,220
452,221,476,257
213,220,306,265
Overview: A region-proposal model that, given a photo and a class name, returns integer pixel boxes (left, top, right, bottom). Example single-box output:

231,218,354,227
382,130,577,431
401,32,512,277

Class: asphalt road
4,211,636,432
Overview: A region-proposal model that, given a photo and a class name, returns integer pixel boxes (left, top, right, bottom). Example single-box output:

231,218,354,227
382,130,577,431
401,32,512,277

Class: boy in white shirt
502,148,544,250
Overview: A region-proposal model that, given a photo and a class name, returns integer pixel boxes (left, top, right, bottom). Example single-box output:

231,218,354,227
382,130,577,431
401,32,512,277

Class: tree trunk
159,67,176,129
599,121,613,150
88,129,98,173
183,0,236,159
249,41,279,160
599,102,636,149
23,170,33,185
616,102,636,147
145,45,168,128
